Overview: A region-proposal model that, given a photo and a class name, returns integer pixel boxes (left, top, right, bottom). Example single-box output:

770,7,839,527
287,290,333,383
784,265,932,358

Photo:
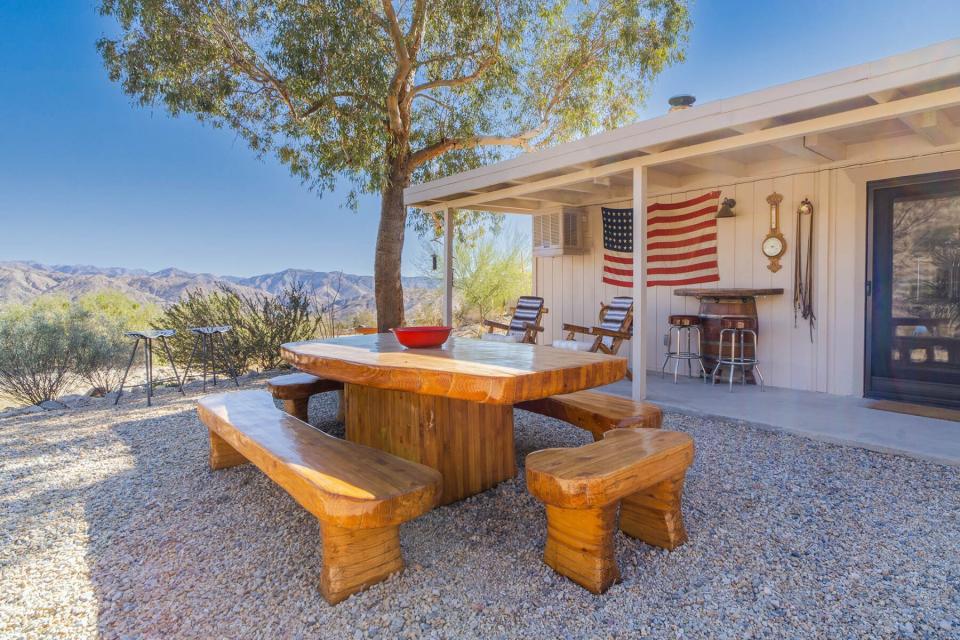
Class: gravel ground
1,377,958,640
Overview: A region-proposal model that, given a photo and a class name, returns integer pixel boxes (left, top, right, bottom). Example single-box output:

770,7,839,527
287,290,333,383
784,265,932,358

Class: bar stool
661,314,708,383
181,326,240,392
712,316,765,391
114,329,185,406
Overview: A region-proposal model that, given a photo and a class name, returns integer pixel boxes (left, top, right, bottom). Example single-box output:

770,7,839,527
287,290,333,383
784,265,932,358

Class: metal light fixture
716,197,737,219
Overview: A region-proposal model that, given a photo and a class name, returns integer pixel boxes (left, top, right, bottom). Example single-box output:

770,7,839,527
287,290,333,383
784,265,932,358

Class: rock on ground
0,378,958,639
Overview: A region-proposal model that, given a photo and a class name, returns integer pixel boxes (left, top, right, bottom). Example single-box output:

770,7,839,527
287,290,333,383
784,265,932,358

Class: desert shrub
452,231,531,335
74,292,162,395
0,302,87,405
158,282,322,373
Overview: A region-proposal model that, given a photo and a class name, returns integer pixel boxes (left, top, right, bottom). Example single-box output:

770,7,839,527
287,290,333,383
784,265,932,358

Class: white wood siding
532,152,960,396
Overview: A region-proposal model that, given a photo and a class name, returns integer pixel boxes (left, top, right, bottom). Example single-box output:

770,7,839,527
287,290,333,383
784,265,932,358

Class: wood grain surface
344,383,516,504
282,334,627,405
516,390,662,440
525,428,694,593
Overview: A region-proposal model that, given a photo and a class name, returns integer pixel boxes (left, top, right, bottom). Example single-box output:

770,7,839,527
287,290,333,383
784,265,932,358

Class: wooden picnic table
282,333,627,504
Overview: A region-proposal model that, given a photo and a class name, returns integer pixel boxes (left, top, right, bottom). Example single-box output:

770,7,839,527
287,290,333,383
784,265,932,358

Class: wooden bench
525,428,694,594
516,390,663,441
197,390,441,604
267,372,344,422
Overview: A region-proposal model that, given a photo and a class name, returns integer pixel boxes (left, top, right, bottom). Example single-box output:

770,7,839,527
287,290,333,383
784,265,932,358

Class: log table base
344,383,517,505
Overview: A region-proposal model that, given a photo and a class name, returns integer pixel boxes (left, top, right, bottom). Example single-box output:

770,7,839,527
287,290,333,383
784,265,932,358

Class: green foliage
98,0,688,328
0,292,162,405
98,0,689,198
0,303,84,405
157,283,322,373
453,229,532,333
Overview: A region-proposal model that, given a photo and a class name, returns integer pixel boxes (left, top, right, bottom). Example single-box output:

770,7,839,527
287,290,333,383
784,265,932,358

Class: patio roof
405,39,960,214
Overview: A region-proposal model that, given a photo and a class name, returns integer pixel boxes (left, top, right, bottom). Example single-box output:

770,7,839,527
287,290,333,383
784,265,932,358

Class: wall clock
762,192,786,272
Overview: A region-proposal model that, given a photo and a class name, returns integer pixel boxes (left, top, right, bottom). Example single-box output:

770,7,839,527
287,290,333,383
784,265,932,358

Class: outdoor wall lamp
716,197,737,219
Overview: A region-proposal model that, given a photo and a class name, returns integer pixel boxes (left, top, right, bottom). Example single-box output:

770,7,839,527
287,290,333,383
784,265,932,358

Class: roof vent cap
668,94,696,112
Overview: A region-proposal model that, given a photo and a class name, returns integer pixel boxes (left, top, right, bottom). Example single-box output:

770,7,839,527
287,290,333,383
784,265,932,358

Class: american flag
601,190,722,288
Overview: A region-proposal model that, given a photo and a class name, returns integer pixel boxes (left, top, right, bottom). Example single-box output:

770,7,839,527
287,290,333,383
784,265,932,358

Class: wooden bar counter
673,288,784,383
282,334,626,504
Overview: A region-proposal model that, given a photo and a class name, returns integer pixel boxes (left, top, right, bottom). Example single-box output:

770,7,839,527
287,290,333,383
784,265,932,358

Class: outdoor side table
115,329,184,406
181,326,240,391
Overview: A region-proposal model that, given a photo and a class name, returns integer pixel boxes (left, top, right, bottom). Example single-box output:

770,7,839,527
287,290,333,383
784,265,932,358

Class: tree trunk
374,170,409,330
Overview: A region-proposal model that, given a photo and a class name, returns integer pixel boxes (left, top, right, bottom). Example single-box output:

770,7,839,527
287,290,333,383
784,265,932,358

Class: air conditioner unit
532,207,588,257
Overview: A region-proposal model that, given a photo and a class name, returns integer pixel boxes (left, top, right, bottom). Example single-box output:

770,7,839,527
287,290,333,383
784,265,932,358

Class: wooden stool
267,372,345,422
526,429,694,594
711,316,764,391
661,315,708,383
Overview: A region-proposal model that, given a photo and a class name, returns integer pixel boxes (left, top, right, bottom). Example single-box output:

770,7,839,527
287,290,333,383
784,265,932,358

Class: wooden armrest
521,322,544,333
483,319,511,331
562,323,592,335
591,327,632,340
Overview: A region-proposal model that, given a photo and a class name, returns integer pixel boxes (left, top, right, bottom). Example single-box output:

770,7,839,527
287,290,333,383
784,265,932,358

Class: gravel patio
1,377,958,639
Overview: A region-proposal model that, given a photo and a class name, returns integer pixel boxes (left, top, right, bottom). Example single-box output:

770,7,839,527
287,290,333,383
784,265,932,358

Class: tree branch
381,0,412,134
409,133,535,168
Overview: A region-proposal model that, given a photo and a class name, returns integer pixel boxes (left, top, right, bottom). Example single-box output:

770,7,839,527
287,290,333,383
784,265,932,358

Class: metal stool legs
660,324,708,383
181,331,240,392
114,334,185,406
710,328,764,392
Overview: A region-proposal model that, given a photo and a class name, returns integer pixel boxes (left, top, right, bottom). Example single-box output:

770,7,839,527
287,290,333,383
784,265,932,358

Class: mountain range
0,261,439,313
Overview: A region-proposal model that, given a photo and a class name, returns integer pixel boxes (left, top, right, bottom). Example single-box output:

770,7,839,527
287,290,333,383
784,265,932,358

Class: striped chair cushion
508,296,545,338
598,296,633,348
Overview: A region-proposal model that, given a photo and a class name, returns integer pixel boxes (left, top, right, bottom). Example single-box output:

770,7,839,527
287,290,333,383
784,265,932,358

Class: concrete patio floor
602,373,960,467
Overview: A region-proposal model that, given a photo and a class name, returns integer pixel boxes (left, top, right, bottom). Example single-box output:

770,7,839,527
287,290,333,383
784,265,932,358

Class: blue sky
1,1,959,277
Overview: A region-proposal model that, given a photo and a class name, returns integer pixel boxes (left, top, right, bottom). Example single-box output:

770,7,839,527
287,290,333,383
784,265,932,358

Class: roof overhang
405,39,960,214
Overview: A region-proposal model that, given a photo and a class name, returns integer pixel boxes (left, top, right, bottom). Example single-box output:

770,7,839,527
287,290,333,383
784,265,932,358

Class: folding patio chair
481,296,548,344
552,296,634,379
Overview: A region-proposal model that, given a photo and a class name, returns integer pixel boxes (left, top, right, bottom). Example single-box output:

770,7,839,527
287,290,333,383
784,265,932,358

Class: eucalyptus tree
99,0,689,329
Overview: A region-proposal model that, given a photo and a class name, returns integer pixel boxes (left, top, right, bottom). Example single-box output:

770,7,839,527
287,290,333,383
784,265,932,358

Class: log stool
525,429,694,594
267,372,345,422
661,314,708,383
711,316,764,391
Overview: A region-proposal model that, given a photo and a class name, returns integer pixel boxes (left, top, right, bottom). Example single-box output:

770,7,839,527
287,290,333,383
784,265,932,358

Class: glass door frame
865,169,960,408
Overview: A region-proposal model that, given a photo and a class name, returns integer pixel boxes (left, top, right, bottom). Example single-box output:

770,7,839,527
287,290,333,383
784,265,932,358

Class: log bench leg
282,398,310,422
543,503,619,594
208,430,247,470
319,522,404,605
619,473,687,550
335,390,345,423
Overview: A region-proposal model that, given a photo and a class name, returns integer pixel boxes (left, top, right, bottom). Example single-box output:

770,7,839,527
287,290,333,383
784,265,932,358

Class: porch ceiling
405,40,960,214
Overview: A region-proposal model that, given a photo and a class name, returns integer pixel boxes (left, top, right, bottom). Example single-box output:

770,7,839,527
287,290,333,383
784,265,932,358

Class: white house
405,40,960,408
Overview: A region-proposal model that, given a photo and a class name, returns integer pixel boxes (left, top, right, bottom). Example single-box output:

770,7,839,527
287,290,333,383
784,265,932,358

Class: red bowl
391,326,453,348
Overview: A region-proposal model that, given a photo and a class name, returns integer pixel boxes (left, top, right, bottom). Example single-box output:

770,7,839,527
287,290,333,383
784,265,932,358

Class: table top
674,288,785,298
281,334,627,405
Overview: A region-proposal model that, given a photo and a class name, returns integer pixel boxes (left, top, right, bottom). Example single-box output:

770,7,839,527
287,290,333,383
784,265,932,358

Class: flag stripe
647,233,717,251
646,246,717,263
647,205,718,226
647,260,718,275
603,265,634,276
647,272,720,287
647,218,717,238
647,190,721,212
604,254,634,265
602,276,633,287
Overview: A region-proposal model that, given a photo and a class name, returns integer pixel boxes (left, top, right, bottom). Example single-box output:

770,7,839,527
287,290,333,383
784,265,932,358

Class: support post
631,167,648,401
443,208,454,326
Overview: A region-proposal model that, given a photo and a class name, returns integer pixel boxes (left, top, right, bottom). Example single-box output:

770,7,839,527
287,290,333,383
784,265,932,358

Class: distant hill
0,261,439,314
